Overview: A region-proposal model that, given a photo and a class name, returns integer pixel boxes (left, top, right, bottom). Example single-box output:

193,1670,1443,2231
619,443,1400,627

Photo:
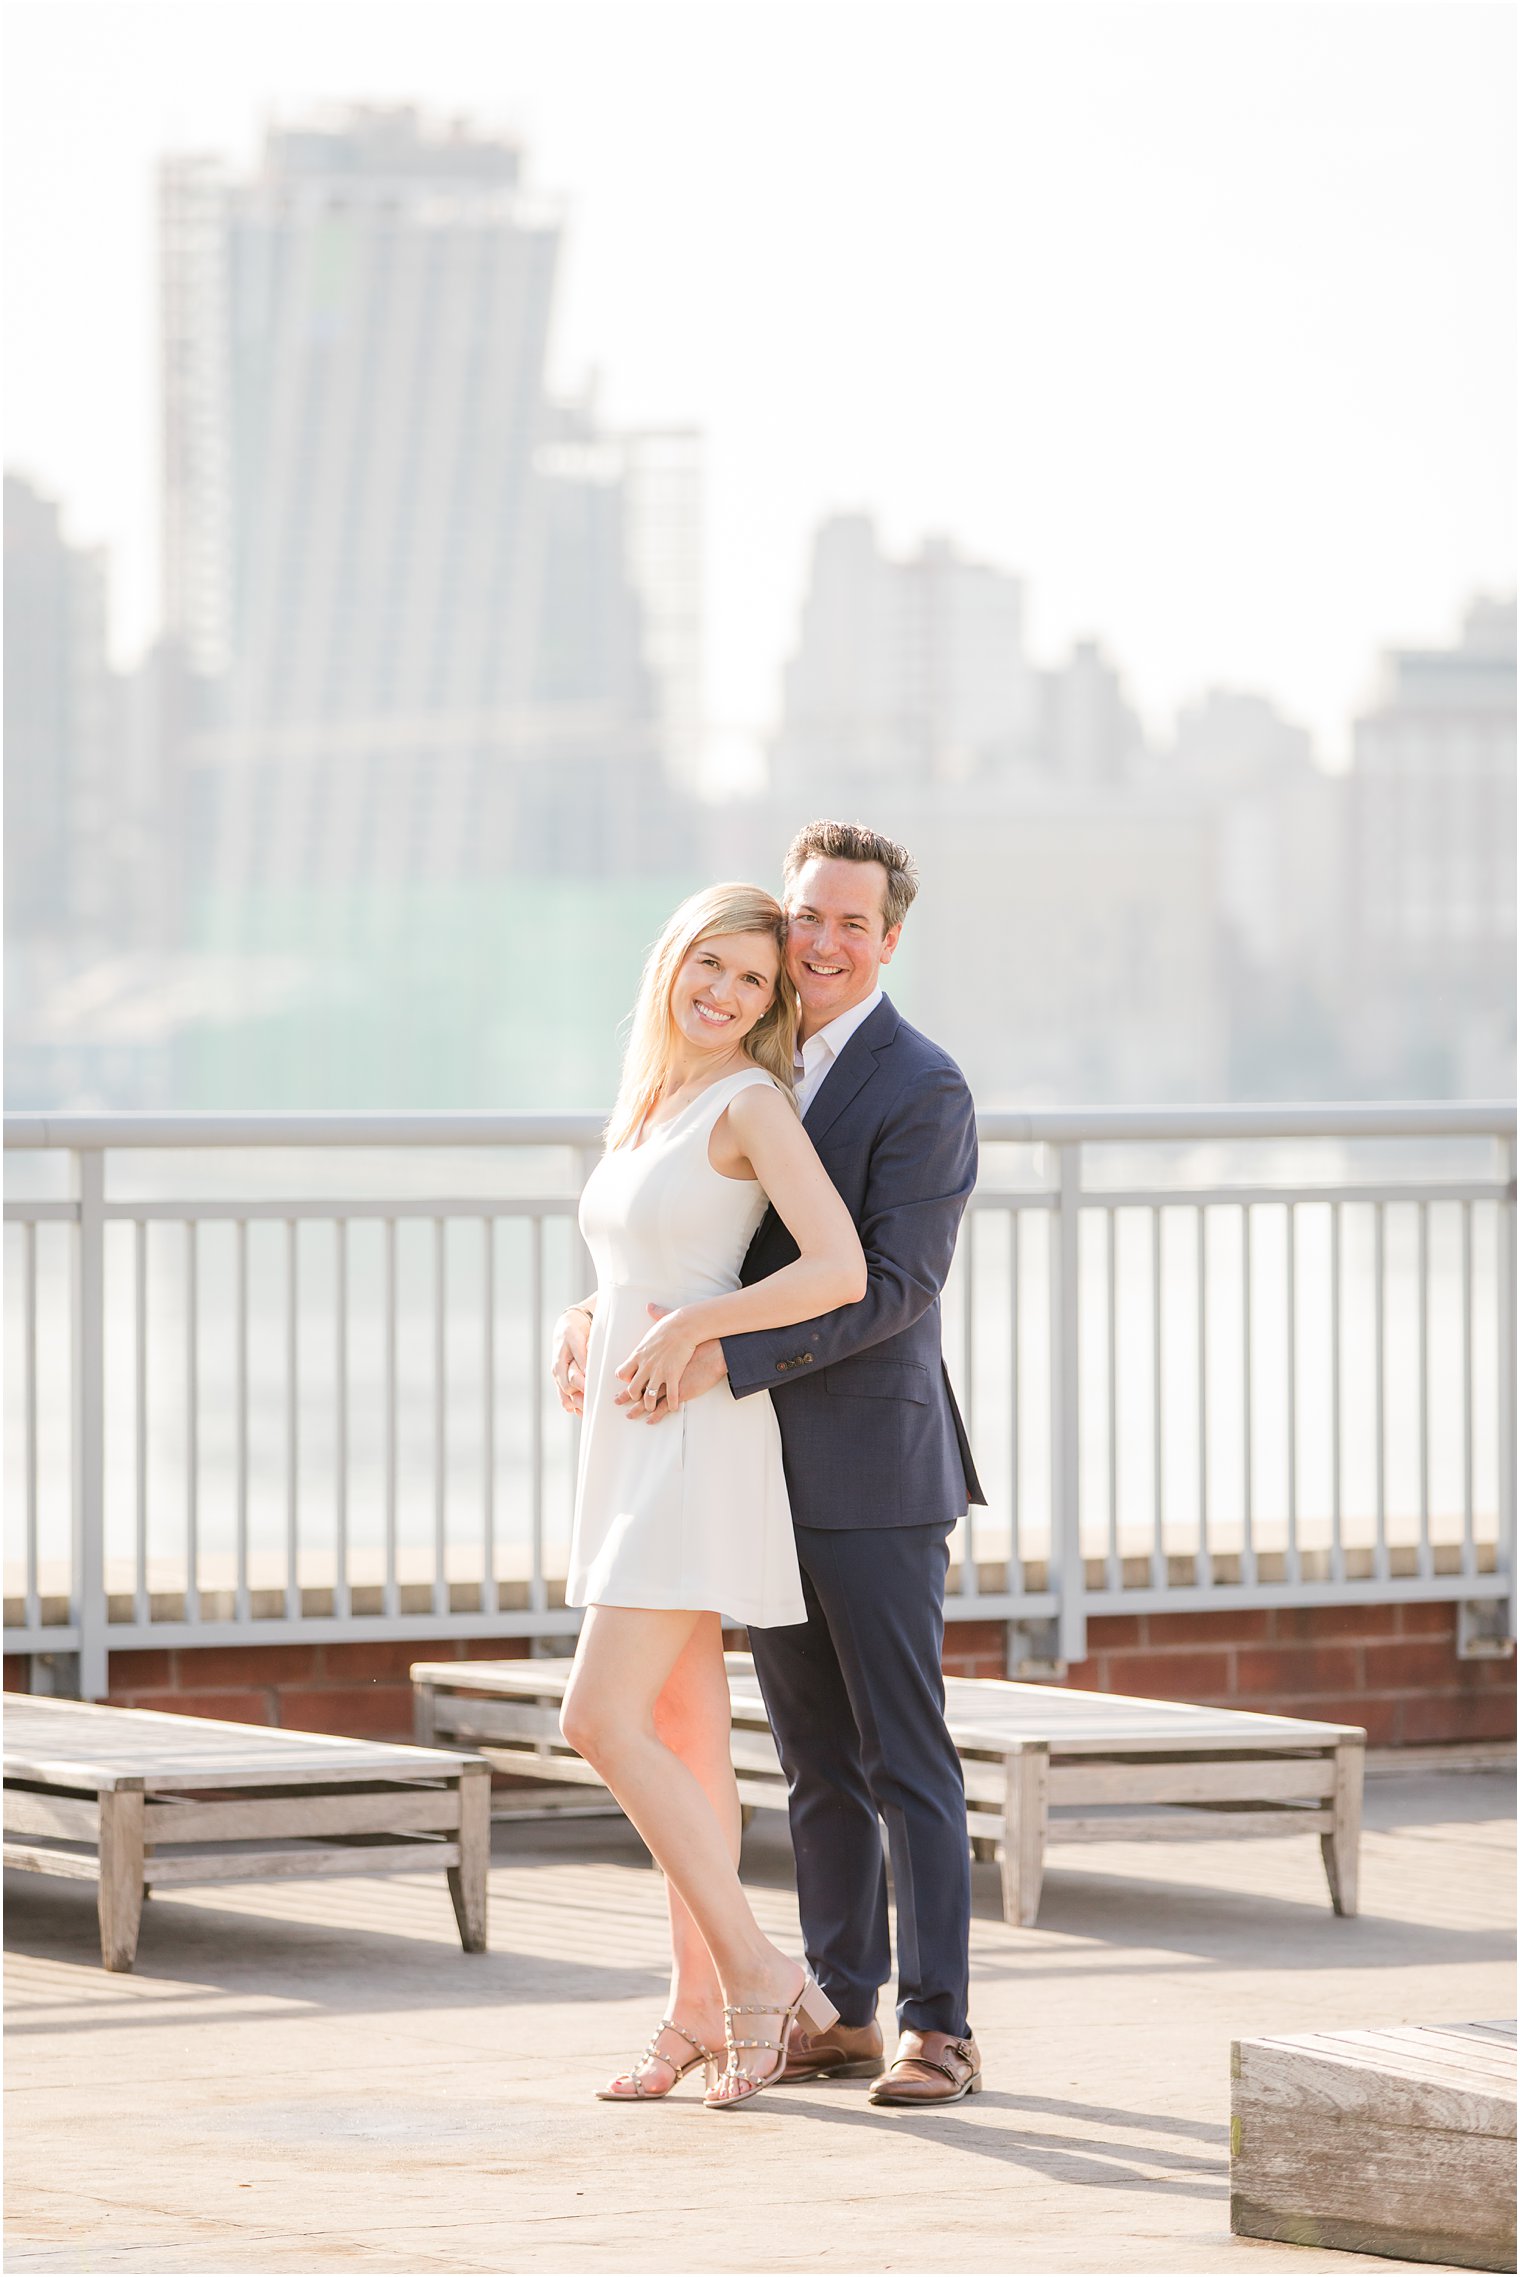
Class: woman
551,882,865,2110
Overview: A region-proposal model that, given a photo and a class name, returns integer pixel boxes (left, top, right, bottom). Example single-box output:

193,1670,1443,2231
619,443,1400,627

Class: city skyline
9,399,1512,1113
4,0,1514,779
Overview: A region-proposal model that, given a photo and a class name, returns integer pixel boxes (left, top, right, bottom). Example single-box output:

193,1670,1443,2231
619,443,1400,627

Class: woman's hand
551,1304,593,1416
615,1305,701,1413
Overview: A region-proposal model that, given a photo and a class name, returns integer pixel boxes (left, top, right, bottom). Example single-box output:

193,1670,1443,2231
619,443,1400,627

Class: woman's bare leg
654,1618,740,2046
561,1605,807,2088
598,1615,738,2092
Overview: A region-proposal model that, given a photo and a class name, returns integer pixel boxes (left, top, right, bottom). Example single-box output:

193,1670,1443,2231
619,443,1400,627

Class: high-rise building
759,515,1225,1097
161,107,695,903
3,473,117,944
3,479,218,1108
1347,595,1516,1093
531,404,703,763
773,516,1040,792
1165,686,1347,1096
1043,638,1146,790
160,155,234,679
618,429,705,795
1170,687,1343,978
163,109,556,723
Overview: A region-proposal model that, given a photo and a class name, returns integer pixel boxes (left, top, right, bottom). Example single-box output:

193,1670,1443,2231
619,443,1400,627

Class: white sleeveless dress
566,1068,806,1629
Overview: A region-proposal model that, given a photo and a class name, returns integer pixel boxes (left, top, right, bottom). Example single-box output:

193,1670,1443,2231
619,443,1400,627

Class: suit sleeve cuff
720,1328,775,1400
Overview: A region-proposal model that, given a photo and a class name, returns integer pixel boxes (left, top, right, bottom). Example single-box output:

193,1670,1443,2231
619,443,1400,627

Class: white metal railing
4,1103,1515,1696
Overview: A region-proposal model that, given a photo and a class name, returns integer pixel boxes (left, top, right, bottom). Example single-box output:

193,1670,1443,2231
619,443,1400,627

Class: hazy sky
4,0,1514,772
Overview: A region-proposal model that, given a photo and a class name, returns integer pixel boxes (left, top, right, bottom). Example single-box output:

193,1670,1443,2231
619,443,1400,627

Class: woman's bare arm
615,1085,865,1410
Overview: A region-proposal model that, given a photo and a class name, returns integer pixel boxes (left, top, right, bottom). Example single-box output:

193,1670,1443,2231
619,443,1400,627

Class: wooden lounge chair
410,1653,1365,1925
3,1696,491,1971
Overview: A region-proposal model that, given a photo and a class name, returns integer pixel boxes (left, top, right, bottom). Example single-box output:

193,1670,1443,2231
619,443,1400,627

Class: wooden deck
8,1749,1513,2275
3,1696,492,1970
411,1653,1365,1925
1232,2019,1518,2271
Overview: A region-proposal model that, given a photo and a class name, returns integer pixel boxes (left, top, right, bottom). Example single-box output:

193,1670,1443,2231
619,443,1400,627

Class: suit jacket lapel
803,995,900,1145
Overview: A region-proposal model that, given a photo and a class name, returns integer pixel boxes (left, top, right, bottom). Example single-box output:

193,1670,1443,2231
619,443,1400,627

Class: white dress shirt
793,987,884,1117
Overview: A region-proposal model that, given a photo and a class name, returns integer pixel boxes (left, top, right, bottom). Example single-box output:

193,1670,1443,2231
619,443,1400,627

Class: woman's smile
671,933,782,1054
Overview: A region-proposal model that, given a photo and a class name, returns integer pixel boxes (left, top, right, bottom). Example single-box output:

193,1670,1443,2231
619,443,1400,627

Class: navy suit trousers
748,1522,971,2038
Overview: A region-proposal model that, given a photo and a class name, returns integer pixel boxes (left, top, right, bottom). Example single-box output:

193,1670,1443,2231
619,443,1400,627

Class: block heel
796,1977,840,2036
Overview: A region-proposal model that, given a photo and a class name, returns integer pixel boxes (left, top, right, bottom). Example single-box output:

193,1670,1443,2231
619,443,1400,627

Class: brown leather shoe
868,2029,982,2105
779,2017,885,2082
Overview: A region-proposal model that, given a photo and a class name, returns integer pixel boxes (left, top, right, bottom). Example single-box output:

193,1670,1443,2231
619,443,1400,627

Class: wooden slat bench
3,1696,492,1971
411,1654,1365,1926
1231,2020,1518,2271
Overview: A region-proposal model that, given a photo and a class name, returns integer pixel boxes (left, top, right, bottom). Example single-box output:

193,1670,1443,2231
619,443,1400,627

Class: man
557,819,985,2106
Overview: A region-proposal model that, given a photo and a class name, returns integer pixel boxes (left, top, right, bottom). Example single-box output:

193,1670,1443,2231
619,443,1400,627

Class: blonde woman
551,883,864,2110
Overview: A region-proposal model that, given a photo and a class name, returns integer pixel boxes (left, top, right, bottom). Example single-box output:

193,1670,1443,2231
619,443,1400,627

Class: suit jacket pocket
825,1359,931,1404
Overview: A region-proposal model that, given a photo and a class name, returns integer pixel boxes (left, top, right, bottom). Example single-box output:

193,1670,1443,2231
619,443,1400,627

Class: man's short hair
781,819,920,933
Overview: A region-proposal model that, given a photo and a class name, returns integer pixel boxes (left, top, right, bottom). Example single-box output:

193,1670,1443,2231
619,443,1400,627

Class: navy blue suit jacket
722,995,986,1530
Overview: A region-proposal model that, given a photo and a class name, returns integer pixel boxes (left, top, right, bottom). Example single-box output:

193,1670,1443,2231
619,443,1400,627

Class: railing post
1050,1142,1086,1667
71,1149,108,1701
1499,1138,1516,1648
526,1141,600,1661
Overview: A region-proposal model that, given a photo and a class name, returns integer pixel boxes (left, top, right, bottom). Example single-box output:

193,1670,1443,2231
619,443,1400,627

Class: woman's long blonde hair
605,883,799,1150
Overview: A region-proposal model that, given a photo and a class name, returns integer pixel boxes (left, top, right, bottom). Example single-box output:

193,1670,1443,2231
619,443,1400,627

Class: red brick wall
943,1602,1516,1748
5,1603,1515,1747
2,1637,531,1740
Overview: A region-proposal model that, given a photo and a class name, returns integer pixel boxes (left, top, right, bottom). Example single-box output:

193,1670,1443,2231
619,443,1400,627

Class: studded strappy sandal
595,2016,720,2101
705,1969,840,2111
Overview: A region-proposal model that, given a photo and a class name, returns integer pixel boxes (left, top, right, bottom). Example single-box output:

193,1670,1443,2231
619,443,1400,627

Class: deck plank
144,1840,462,1885
410,1655,1361,1752
4,1698,473,1790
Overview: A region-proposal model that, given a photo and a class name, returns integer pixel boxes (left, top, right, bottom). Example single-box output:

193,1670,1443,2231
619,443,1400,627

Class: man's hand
551,1305,592,1416
615,1305,729,1422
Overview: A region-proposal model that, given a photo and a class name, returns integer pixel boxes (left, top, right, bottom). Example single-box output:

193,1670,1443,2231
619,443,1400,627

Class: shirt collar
796,986,885,1077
